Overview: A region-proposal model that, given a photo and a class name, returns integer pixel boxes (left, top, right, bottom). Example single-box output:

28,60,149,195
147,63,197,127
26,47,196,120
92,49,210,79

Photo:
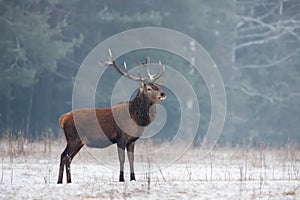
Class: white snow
0,140,299,199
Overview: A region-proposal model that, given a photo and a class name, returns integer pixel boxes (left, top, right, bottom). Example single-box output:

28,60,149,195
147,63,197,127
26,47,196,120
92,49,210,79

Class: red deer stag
57,49,166,183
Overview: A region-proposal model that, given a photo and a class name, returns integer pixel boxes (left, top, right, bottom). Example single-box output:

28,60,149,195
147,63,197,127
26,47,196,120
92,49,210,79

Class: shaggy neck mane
129,91,155,127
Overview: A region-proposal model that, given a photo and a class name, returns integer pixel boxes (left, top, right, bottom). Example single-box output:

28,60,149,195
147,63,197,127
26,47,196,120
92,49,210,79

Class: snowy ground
0,139,299,199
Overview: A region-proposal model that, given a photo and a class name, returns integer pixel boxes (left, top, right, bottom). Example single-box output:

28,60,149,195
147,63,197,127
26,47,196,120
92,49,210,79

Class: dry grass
0,136,299,199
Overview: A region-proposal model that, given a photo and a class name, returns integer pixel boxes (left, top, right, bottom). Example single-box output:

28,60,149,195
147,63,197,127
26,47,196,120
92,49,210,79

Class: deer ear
156,81,164,87
139,83,145,92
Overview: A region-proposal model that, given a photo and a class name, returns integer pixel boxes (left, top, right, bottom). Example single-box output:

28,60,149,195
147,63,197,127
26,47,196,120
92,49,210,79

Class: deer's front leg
127,142,136,181
117,142,125,182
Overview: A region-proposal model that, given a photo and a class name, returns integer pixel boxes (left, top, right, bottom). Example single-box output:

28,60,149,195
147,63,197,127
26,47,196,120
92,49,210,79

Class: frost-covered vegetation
0,139,299,199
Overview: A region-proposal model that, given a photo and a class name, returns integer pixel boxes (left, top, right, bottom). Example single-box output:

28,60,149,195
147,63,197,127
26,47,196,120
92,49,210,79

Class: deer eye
147,88,152,91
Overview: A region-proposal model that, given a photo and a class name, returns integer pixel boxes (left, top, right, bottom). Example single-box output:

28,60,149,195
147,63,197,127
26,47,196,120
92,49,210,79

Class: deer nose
161,92,165,97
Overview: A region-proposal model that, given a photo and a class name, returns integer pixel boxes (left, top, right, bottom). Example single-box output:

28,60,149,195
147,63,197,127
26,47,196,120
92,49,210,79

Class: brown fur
57,83,165,183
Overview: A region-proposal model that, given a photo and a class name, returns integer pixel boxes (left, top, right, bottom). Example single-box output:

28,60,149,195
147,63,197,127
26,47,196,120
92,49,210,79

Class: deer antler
99,49,165,83
136,57,166,83
152,60,165,81
98,49,147,82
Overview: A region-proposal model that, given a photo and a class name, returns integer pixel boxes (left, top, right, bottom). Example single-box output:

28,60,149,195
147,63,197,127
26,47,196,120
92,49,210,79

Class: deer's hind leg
57,133,84,184
65,140,84,183
57,145,70,184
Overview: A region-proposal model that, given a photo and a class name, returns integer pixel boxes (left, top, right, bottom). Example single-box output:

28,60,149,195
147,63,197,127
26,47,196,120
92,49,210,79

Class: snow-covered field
0,139,299,199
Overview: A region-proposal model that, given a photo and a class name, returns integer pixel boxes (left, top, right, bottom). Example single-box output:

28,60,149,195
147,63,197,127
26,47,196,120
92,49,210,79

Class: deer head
99,49,166,104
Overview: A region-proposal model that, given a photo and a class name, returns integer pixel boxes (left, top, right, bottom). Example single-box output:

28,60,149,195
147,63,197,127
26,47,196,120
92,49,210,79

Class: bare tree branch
237,49,300,69
0,16,13,25
258,2,280,20
9,37,22,69
235,29,274,39
240,16,277,31
226,84,283,103
235,30,286,49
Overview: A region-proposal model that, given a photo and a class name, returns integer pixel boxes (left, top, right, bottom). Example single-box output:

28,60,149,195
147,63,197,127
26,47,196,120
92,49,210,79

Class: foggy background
0,0,299,147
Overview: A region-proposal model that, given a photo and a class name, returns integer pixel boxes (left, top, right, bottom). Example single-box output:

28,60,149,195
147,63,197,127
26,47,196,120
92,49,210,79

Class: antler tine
108,49,113,62
135,58,165,82
99,49,147,82
145,57,150,64
97,49,114,66
137,70,143,80
147,69,155,82
99,49,165,83
152,61,166,81
123,62,128,74
122,61,145,81
138,57,157,82
144,64,155,82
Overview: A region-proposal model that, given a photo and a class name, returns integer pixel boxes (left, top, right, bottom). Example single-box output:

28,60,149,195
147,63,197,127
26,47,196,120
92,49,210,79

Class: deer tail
59,115,65,129
59,112,71,129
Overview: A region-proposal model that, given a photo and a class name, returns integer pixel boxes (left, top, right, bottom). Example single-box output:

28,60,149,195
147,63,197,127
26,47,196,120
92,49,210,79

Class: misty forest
1,0,299,147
